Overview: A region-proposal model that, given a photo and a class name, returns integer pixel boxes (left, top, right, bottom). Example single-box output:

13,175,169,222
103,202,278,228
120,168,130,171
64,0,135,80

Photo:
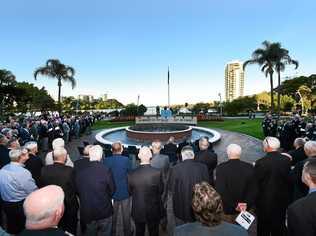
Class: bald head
199,137,210,151
83,145,93,157
138,146,152,164
24,185,64,230
263,137,280,152
151,140,162,154
112,142,123,154
304,141,316,158
226,144,242,160
53,148,67,164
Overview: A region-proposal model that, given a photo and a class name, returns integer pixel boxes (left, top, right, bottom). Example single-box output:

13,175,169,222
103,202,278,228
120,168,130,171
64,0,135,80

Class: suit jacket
75,161,115,223
255,151,291,219
288,147,308,166
24,154,43,187
195,150,218,185
18,228,67,236
169,159,209,222
288,191,316,236
40,163,78,211
0,145,10,169
215,159,256,214
73,157,90,179
128,164,163,223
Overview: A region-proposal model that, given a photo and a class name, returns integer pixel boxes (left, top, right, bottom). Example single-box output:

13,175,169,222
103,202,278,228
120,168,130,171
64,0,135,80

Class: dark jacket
288,191,316,236
18,228,67,236
75,161,115,224
255,151,291,222
195,149,218,185
0,145,10,169
288,147,308,166
103,154,131,201
40,163,79,234
73,157,89,178
169,159,209,222
215,159,256,214
24,154,43,187
128,164,163,223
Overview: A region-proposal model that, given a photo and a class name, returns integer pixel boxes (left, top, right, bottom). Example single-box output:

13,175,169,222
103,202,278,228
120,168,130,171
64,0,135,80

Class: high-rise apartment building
225,61,245,101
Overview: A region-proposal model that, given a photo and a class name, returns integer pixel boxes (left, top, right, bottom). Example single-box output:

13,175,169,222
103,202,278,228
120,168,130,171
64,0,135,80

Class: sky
0,0,315,106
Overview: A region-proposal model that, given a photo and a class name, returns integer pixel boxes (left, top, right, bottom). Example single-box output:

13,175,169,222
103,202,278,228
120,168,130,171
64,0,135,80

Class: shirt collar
309,188,316,194
10,162,25,167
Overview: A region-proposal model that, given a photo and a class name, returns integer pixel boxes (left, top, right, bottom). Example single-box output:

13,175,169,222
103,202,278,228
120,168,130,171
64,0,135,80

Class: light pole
218,93,223,117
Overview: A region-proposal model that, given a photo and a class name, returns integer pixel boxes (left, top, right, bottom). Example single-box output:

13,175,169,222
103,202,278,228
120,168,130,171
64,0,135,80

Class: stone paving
65,128,264,236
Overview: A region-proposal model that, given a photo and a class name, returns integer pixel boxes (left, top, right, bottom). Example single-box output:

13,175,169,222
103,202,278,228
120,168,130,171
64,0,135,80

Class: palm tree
274,46,298,119
34,59,76,114
243,41,277,113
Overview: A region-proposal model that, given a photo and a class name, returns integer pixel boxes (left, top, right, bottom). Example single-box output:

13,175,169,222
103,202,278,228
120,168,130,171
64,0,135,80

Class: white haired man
18,185,66,235
0,148,38,234
75,145,115,235
215,144,256,223
288,159,316,236
24,141,43,186
288,138,307,166
45,138,73,167
291,140,316,201
169,145,209,225
128,146,164,236
40,148,79,235
255,137,291,236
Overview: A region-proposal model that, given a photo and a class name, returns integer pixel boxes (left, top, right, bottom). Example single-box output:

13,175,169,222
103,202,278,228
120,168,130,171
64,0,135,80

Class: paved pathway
66,128,264,236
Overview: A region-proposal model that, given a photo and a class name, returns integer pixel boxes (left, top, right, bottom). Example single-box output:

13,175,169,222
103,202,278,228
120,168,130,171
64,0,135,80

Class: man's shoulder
289,192,316,212
18,228,67,236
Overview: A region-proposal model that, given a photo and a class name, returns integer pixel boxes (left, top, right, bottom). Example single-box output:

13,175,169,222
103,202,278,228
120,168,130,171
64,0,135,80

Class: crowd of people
0,114,315,236
262,113,316,150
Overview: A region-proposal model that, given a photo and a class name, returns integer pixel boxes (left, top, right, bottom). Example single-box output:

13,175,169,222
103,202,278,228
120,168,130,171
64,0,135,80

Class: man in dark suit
40,147,78,235
75,145,115,236
290,140,316,202
162,136,178,165
24,142,43,187
288,138,307,166
215,144,256,222
195,137,218,185
169,145,209,225
288,159,316,236
73,145,92,178
0,134,10,169
18,185,68,236
128,146,163,236
150,140,170,230
255,137,291,236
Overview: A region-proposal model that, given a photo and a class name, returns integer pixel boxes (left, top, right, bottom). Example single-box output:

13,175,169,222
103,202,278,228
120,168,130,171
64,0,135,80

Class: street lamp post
218,93,223,117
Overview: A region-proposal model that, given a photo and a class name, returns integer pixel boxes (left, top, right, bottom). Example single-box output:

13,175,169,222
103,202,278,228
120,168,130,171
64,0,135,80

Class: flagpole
168,66,170,108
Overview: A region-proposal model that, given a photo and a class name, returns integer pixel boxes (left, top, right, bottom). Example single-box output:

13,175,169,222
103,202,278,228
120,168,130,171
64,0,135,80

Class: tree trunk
269,71,275,113
58,78,62,115
277,69,281,121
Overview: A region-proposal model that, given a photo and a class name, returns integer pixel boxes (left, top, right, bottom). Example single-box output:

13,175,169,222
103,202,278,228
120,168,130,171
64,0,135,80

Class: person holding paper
174,182,247,236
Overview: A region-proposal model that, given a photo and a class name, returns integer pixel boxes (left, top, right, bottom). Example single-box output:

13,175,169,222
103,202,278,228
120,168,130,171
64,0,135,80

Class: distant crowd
0,114,315,236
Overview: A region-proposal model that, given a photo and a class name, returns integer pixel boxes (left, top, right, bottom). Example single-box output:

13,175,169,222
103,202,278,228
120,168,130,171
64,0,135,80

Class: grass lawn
92,118,264,140
198,118,264,140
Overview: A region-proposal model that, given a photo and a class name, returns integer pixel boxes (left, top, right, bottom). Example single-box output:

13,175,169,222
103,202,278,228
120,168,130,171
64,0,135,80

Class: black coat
215,159,256,214
75,161,115,224
24,154,43,187
40,163,79,233
18,228,67,236
195,150,218,185
254,152,291,222
73,157,90,178
288,147,308,166
288,192,316,236
0,145,10,169
128,164,163,223
169,159,209,222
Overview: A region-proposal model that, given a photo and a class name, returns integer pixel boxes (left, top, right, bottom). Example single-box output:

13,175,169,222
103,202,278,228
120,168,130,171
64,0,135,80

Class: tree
34,59,76,114
223,96,257,115
274,43,298,118
243,41,279,113
0,69,18,117
191,102,211,114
